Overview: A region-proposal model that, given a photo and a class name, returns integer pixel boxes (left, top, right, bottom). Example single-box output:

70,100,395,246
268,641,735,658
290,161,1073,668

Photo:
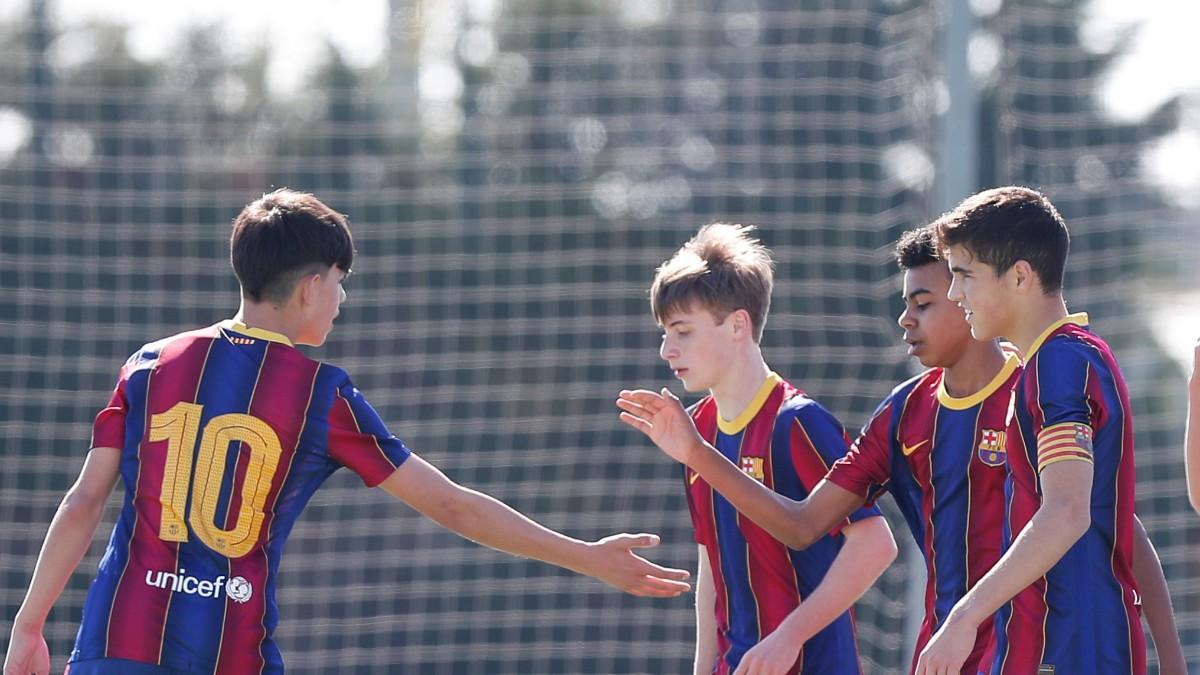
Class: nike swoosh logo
902,439,929,456
688,470,700,485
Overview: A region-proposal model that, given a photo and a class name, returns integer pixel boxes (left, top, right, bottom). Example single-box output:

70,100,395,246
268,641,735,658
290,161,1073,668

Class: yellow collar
717,372,783,435
221,320,294,347
1025,312,1089,360
937,353,1021,411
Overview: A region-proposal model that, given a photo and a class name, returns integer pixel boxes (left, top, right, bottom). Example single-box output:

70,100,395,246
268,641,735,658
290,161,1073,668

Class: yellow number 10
149,402,283,559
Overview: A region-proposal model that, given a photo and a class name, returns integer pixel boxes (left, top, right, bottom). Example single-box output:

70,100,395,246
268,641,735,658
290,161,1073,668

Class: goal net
1,1,1195,672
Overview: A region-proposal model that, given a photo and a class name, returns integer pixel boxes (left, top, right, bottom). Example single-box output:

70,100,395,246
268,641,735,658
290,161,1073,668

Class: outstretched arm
1132,515,1185,675
5,447,121,675
379,454,690,597
617,388,865,548
1186,339,1200,514
733,516,896,675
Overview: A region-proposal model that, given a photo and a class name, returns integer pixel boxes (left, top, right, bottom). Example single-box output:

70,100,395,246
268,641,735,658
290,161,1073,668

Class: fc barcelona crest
978,428,1007,467
740,456,766,482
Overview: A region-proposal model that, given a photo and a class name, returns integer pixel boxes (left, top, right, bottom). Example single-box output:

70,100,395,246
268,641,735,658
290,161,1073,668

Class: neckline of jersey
1024,312,1089,360
221,319,295,347
936,352,1021,411
717,371,783,435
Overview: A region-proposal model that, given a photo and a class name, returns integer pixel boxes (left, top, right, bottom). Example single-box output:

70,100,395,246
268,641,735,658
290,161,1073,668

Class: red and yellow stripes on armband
1036,422,1094,472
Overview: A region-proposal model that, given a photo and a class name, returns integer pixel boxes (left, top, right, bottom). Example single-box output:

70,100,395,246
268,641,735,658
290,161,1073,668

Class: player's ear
1009,260,1037,295
730,308,752,340
294,273,321,309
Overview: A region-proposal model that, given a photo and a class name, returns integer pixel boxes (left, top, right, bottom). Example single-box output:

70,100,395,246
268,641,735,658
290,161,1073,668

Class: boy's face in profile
296,265,348,347
945,244,1011,343
659,304,737,393
898,262,974,369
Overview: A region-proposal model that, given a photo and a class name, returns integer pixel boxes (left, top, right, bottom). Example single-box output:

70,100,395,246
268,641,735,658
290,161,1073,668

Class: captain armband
1036,422,1094,472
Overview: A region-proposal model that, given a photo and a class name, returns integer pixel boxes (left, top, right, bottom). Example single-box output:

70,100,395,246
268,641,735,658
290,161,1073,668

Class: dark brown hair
933,186,1068,293
230,189,355,305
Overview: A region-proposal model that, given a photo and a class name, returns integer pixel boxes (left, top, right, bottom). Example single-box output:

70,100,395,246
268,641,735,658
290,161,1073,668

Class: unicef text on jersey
143,569,254,603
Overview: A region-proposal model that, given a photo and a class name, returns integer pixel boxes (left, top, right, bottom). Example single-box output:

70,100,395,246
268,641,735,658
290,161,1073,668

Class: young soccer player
621,226,1014,673
1185,339,1200,514
624,223,897,675
2,189,690,675
832,226,1016,672
620,224,1183,674
916,186,1147,674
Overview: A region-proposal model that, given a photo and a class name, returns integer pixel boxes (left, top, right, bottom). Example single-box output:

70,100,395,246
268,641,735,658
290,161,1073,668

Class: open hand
617,388,705,465
587,533,691,597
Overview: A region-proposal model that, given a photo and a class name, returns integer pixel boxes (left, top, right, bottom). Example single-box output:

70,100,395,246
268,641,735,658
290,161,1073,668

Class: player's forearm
693,613,719,675
773,517,896,644
694,555,719,675
14,488,108,629
1132,515,1185,675
425,486,592,570
688,442,821,549
944,501,1088,631
693,628,719,675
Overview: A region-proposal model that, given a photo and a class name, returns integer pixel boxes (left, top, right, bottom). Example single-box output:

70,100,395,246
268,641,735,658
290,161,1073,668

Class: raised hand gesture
616,388,706,466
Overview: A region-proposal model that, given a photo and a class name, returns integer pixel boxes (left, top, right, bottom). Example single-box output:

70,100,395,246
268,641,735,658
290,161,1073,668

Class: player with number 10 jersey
4,190,691,675
71,320,410,674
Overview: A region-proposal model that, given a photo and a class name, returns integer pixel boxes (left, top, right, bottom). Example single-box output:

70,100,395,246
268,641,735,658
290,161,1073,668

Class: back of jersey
72,321,410,674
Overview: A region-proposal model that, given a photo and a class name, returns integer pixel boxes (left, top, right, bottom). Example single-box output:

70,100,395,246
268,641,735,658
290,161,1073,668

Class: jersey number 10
149,401,283,559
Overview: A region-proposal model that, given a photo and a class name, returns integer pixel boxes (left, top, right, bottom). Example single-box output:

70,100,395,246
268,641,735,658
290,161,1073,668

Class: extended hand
617,388,705,465
733,629,802,675
3,623,50,675
587,533,691,597
915,614,974,675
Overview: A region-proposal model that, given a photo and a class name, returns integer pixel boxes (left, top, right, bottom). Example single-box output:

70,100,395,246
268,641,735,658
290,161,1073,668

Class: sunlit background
1,0,1198,672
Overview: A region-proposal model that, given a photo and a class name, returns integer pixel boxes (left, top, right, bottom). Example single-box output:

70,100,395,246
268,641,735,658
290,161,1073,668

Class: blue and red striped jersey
684,373,880,675
826,355,1019,674
993,314,1145,674
72,321,411,674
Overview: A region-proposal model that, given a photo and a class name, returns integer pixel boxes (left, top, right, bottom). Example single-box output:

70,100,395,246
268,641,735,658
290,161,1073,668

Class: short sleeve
826,397,896,505
1030,343,1094,429
1027,344,1097,472
91,367,130,451
789,405,883,534
683,465,716,547
327,379,412,487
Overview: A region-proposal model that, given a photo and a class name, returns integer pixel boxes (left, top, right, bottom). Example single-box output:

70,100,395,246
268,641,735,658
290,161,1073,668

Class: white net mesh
2,0,1197,672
